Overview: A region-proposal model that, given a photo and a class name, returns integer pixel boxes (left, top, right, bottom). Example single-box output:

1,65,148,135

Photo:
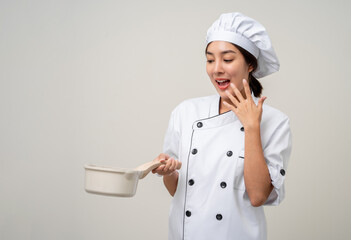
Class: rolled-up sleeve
264,116,292,206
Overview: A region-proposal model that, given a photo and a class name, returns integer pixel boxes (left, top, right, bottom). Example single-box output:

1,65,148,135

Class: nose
214,61,224,75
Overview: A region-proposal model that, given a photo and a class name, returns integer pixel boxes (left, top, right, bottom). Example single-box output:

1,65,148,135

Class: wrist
244,123,260,132
164,170,178,178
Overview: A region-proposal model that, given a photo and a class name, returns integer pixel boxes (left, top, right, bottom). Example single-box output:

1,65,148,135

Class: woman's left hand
223,79,266,130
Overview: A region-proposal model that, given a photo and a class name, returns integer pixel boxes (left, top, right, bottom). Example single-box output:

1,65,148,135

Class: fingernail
243,79,247,83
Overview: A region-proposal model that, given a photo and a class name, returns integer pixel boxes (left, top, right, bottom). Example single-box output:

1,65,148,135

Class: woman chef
152,12,292,240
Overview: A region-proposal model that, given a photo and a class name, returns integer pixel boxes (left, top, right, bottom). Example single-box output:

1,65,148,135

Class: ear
248,64,254,73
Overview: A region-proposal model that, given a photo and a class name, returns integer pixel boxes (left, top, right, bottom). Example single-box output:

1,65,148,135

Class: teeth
216,80,229,83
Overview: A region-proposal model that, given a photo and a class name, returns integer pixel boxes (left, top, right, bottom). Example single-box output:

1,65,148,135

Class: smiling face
206,41,253,101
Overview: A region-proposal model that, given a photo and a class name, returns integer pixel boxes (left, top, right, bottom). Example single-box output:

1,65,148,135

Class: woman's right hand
152,153,181,176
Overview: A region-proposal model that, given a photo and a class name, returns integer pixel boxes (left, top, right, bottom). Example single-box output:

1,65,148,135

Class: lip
215,78,229,81
215,78,230,90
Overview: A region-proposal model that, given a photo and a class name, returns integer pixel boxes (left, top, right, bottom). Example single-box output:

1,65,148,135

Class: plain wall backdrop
1,0,350,239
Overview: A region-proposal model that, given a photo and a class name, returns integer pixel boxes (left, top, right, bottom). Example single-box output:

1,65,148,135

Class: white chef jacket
163,94,292,240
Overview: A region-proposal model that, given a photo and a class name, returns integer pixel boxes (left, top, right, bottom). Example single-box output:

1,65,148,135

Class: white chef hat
206,12,279,78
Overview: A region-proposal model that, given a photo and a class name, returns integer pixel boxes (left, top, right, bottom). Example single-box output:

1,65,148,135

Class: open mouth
216,79,230,90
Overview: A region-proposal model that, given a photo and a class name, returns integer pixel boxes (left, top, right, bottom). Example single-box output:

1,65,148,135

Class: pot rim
84,164,137,174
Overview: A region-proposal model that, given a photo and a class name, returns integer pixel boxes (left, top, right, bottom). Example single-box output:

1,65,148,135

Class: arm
152,153,181,196
163,171,179,196
244,124,273,206
223,79,273,207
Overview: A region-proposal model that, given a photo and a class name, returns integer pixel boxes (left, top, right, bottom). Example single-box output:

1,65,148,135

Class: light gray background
1,0,350,239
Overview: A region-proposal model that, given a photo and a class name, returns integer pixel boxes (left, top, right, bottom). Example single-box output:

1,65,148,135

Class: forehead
206,41,239,53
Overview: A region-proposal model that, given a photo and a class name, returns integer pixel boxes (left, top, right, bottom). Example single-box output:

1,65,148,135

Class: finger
158,165,166,172
223,100,237,113
243,79,253,101
159,153,170,163
170,160,178,172
230,83,244,102
152,167,161,174
152,165,164,174
168,160,176,173
225,90,239,107
163,158,173,172
258,96,267,109
167,159,175,172
161,153,170,160
176,161,182,170
157,153,166,163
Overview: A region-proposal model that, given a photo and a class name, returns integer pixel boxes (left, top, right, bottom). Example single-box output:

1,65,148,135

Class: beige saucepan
85,159,181,197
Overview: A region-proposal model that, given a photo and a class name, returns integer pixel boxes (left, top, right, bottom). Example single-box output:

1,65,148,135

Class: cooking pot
85,158,181,197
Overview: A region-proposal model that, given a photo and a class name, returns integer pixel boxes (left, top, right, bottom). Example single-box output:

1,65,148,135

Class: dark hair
233,44,262,97
205,42,263,97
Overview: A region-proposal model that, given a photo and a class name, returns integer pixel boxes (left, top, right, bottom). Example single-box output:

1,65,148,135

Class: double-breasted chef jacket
163,93,292,240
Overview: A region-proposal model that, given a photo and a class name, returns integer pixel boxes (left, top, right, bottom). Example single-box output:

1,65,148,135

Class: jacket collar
209,92,259,117
193,93,259,130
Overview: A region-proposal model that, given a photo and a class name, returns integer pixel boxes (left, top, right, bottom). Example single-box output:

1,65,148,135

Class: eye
207,59,214,63
224,59,233,63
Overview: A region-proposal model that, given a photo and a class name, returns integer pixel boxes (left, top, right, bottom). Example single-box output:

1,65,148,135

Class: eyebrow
206,50,236,55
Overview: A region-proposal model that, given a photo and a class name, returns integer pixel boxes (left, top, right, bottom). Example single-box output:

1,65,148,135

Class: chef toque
206,12,279,78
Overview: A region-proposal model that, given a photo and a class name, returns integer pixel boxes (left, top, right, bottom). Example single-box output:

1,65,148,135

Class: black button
197,122,203,128
191,149,198,155
220,182,227,188
188,179,194,186
240,127,244,131
216,214,223,220
226,151,233,157
186,211,191,217
280,169,285,176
